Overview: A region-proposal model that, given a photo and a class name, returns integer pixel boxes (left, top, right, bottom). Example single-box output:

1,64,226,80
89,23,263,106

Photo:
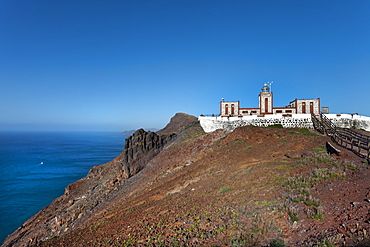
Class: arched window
310,102,314,114
231,104,235,116
225,104,228,115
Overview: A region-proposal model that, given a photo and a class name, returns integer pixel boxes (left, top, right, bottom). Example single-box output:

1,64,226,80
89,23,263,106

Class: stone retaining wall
199,114,370,133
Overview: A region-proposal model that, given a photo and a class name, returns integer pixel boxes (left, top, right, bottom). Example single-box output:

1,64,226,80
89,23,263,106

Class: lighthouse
259,83,273,114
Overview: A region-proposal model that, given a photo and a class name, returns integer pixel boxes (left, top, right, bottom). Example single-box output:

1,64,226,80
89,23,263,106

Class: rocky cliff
4,113,370,246
2,113,197,247
122,128,174,177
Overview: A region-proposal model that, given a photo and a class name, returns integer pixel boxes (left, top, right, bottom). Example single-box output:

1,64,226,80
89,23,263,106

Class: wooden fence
312,113,370,160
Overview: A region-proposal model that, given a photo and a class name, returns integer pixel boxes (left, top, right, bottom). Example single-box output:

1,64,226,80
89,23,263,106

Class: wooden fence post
357,139,361,154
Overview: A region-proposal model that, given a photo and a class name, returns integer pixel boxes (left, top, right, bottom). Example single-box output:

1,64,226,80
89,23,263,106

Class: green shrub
307,206,323,220
298,128,318,136
269,124,284,128
269,239,285,247
304,196,320,207
218,187,232,193
313,147,327,154
287,206,299,222
280,138,287,143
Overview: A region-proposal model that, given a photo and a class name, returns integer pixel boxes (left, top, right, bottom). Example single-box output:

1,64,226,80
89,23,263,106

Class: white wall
326,114,370,131
199,114,370,133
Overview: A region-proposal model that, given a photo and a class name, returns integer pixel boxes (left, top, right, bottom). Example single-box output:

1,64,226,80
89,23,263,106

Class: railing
311,113,326,134
199,114,219,117
311,113,370,160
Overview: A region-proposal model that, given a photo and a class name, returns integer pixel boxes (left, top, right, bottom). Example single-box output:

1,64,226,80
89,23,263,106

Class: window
265,98,269,113
310,102,314,114
231,104,235,115
276,110,283,113
302,102,306,114
286,110,292,113
225,105,228,115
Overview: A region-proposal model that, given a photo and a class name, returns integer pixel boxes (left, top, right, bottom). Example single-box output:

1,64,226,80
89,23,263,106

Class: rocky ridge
3,113,370,246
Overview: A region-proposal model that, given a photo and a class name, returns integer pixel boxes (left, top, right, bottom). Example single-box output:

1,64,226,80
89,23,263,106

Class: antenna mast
267,81,274,92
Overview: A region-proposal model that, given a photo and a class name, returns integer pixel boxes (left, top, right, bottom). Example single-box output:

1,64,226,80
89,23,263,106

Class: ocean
0,131,127,244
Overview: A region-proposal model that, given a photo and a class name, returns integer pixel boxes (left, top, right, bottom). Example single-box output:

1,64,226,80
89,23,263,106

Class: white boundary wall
325,114,370,131
199,114,370,133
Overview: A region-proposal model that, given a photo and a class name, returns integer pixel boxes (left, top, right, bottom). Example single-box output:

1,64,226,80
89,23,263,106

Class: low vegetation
281,150,351,223
35,124,368,247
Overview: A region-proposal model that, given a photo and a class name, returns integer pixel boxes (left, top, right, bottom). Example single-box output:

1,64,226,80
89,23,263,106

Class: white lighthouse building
219,83,320,117
200,82,370,133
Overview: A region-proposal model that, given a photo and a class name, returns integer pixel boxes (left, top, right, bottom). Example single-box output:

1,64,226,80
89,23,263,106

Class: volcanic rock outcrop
122,129,174,178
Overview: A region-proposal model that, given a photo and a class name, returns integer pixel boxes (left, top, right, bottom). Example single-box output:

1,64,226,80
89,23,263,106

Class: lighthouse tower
259,83,273,114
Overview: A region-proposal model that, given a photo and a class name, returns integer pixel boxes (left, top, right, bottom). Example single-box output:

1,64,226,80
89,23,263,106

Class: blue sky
1,0,369,131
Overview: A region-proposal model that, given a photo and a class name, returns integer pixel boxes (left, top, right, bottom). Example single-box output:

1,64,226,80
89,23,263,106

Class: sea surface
0,131,127,244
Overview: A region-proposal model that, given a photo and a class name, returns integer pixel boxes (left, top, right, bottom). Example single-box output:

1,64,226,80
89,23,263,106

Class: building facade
219,83,320,117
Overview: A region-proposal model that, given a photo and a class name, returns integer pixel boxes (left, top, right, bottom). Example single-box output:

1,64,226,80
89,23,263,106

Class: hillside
3,113,370,246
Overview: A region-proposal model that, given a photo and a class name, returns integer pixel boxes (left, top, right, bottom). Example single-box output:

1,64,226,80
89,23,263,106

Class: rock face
122,128,174,177
2,113,194,247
